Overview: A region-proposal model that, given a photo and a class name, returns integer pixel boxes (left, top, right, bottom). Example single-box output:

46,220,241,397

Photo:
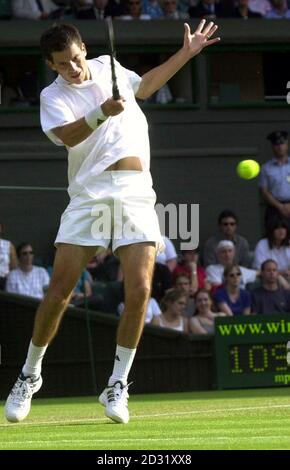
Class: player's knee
127,281,151,307
46,281,73,305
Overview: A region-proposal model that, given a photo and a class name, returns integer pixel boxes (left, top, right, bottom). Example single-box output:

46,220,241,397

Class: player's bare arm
52,97,125,147
136,20,220,101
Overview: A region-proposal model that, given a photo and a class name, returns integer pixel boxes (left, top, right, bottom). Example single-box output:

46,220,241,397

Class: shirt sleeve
258,163,268,189
40,91,76,146
253,239,267,270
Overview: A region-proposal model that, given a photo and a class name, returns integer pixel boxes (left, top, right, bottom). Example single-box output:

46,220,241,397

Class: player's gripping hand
101,97,125,117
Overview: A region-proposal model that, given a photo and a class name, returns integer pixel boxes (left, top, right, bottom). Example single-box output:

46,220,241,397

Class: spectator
248,0,271,15
142,0,164,17
206,240,258,290
152,288,188,332
173,248,209,294
232,0,262,18
12,0,64,19
6,242,50,299
265,0,290,18
0,222,17,290
259,131,290,230
72,0,110,18
120,0,151,18
203,209,251,267
253,219,290,285
214,264,251,316
251,259,290,314
118,296,161,323
161,0,189,18
173,273,195,317
156,236,177,272
189,0,222,19
87,249,121,282
151,262,173,302
189,289,225,334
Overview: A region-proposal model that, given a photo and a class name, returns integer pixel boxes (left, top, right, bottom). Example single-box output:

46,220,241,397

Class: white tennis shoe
99,380,130,424
5,373,43,423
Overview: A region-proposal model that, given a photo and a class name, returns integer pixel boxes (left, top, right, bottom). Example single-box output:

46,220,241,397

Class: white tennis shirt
40,56,150,198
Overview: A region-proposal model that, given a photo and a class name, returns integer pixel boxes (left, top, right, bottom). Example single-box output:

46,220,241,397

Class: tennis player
5,21,220,424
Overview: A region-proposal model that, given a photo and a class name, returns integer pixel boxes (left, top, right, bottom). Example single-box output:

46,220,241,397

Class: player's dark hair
40,24,83,62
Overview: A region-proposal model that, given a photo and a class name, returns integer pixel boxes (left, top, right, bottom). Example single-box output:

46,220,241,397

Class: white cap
216,240,235,251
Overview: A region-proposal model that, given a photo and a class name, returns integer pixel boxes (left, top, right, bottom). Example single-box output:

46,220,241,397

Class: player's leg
5,243,96,423
99,242,156,424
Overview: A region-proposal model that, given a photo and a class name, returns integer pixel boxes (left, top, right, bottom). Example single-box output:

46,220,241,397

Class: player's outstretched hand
183,20,220,58
101,97,125,117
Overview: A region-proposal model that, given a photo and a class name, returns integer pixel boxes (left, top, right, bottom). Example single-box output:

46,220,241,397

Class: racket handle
113,84,120,100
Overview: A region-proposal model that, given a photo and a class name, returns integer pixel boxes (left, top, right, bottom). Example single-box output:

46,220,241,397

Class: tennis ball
237,160,260,180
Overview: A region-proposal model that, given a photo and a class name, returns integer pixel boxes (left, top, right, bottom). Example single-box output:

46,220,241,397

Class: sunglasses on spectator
221,222,236,226
229,271,241,277
21,251,34,255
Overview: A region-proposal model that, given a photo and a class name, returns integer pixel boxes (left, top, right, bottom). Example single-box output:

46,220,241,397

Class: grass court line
1,403,290,428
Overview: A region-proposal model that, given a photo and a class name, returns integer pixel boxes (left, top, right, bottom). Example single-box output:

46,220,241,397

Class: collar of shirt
270,156,290,166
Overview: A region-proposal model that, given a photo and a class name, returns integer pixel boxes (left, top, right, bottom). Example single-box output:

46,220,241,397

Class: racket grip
113,84,120,100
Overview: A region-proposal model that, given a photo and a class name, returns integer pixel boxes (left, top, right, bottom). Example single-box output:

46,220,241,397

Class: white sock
108,345,136,387
22,340,48,380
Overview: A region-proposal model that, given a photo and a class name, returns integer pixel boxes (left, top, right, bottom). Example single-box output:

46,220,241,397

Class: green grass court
1,388,290,450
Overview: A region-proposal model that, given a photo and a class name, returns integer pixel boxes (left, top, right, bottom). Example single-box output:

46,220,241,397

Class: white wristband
84,106,108,130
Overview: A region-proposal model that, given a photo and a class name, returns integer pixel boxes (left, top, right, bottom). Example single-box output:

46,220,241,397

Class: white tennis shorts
55,171,164,253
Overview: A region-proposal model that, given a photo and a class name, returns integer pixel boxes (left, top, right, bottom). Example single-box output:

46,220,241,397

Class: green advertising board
215,314,290,389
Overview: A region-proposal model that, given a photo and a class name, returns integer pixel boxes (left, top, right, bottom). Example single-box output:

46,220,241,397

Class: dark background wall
0,19,289,260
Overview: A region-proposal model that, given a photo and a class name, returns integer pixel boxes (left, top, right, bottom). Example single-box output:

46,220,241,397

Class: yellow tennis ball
237,160,260,180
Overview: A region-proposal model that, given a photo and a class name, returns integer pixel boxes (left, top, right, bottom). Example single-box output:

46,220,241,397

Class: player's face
47,42,90,84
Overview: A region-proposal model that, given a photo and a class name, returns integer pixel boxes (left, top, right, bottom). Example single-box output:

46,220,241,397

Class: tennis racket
106,17,120,101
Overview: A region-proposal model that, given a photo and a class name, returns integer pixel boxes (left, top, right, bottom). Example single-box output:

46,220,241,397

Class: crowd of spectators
1,129,290,336
1,1,290,21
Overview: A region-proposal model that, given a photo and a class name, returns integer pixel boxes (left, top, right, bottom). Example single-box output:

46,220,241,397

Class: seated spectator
151,262,173,302
72,0,110,18
253,219,290,286
118,296,161,323
173,248,209,294
173,273,195,317
120,0,151,18
156,236,177,272
142,0,164,17
161,0,189,18
189,289,225,335
189,0,223,19
87,249,121,282
251,259,290,314
152,288,188,332
203,209,251,267
206,240,258,290
232,0,262,18
6,242,50,299
265,0,290,18
12,0,64,20
214,264,251,316
248,0,271,15
0,222,17,290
